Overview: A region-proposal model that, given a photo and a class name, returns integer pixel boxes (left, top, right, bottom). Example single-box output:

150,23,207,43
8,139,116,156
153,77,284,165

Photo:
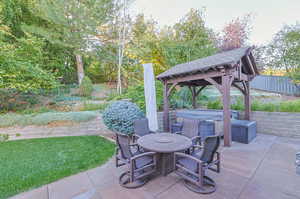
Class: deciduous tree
219,14,252,51
23,0,116,84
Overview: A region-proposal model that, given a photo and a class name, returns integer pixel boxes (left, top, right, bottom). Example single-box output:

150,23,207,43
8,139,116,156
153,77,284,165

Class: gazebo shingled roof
157,46,259,147
157,46,258,80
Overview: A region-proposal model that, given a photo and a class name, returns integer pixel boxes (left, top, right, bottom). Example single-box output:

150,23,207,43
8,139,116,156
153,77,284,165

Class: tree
260,23,300,84
23,0,116,84
161,9,217,67
0,24,58,91
116,0,130,94
219,14,252,51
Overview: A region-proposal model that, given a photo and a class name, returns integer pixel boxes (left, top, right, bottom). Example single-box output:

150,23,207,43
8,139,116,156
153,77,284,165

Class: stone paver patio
10,134,300,199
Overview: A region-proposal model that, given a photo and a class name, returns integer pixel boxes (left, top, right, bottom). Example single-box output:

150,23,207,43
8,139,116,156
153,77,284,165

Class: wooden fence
250,75,300,96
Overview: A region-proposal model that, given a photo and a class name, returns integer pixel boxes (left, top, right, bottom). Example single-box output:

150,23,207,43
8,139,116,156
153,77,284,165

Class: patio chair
133,118,156,142
174,118,202,150
115,133,157,188
174,135,221,194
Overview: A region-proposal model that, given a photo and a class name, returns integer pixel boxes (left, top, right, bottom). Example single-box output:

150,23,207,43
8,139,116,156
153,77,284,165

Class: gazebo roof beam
166,70,225,84
245,55,255,75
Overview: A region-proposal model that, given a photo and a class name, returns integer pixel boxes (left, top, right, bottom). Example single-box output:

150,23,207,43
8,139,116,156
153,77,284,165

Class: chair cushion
177,157,198,172
133,151,154,169
191,149,203,159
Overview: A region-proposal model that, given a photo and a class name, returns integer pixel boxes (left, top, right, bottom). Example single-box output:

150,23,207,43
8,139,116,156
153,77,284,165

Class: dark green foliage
118,81,164,111
230,98,245,111
170,87,209,109
0,0,77,87
0,89,40,113
102,100,145,134
207,99,223,110
114,81,210,111
78,76,93,97
0,136,115,199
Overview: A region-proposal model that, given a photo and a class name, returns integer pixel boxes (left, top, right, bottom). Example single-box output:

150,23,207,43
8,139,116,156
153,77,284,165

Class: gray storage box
231,120,257,144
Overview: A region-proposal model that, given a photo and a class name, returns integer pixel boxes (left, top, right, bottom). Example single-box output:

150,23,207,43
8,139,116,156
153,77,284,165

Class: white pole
143,63,158,131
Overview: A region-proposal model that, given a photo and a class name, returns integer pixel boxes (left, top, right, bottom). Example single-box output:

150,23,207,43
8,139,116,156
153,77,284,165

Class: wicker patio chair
115,133,157,188
174,118,202,150
174,135,221,194
133,118,156,142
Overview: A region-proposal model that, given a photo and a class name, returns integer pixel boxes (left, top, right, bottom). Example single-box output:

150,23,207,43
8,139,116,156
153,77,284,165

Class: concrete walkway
10,134,300,199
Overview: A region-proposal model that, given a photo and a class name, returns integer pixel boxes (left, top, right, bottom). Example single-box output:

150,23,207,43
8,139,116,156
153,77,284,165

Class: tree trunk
117,45,122,94
75,54,84,85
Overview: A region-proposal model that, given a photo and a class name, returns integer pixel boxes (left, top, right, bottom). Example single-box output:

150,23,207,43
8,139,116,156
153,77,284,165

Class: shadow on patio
12,133,300,199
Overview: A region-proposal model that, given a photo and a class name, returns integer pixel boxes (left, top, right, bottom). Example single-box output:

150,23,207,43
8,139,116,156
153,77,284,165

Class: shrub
78,76,93,97
206,98,300,113
231,98,244,111
116,81,163,111
0,134,9,142
170,87,209,109
102,100,145,134
0,89,40,113
207,99,223,109
279,100,300,112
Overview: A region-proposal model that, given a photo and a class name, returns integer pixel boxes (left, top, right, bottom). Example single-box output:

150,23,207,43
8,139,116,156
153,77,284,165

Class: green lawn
0,136,115,199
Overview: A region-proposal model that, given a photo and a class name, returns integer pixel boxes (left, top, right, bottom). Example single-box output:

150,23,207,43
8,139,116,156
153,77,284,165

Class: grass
80,102,109,112
0,111,99,128
207,99,300,112
0,136,115,199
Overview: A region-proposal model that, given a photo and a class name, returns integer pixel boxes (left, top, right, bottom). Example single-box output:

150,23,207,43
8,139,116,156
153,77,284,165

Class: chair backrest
134,118,150,137
182,118,200,139
199,135,220,163
116,133,133,160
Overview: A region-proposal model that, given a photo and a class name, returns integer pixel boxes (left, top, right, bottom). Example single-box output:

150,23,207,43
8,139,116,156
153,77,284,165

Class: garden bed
0,111,99,128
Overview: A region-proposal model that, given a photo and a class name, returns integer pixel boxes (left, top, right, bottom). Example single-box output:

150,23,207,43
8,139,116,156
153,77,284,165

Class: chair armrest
131,152,156,161
191,136,201,145
129,143,139,147
131,134,140,144
174,131,183,135
174,152,203,165
132,134,140,140
115,147,119,155
191,136,201,143
192,144,203,149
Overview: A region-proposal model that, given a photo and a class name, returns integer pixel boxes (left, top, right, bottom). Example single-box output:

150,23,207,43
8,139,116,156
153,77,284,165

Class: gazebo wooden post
163,81,170,132
222,75,232,147
244,81,251,120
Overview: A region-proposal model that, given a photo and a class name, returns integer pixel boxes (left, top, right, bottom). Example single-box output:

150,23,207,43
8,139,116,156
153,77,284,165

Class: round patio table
137,133,192,176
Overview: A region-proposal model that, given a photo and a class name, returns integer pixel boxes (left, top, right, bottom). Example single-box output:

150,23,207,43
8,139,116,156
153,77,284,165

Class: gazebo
157,46,259,147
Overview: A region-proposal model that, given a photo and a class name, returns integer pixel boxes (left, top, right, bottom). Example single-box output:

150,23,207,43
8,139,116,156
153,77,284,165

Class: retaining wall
157,110,300,138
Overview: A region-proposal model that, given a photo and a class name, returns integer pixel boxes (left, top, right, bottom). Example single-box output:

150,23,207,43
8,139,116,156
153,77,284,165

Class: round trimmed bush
102,100,145,134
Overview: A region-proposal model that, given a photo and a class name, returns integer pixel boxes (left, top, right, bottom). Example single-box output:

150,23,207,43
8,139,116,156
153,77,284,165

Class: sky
131,0,300,45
